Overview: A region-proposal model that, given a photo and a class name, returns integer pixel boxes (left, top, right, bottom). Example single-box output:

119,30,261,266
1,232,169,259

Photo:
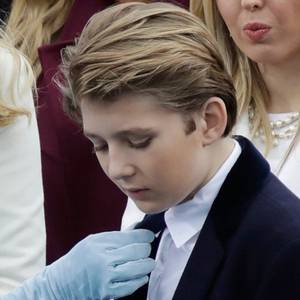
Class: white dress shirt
0,48,46,294
147,140,241,300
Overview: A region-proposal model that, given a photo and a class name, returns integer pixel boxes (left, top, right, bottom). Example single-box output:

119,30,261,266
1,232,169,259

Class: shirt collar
165,139,242,248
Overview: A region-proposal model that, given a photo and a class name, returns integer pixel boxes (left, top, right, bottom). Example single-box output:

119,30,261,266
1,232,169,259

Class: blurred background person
191,0,300,197
0,29,45,294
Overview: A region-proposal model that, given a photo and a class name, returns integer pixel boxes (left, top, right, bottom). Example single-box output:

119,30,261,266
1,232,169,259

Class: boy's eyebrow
113,128,156,138
84,128,156,140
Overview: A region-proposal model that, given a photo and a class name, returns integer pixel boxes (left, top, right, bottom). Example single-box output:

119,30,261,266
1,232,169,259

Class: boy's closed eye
92,136,153,153
93,143,108,153
127,136,153,148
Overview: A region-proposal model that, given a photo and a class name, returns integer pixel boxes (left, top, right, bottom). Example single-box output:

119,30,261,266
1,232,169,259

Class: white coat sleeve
0,48,46,294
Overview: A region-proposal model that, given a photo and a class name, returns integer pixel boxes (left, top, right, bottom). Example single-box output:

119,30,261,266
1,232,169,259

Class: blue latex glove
2,229,155,300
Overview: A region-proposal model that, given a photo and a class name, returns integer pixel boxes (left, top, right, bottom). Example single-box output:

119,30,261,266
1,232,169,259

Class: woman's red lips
243,23,271,42
243,23,271,31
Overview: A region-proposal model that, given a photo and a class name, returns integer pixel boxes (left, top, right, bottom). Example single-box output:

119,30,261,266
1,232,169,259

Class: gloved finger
90,229,155,248
108,243,152,265
112,258,155,282
109,275,149,299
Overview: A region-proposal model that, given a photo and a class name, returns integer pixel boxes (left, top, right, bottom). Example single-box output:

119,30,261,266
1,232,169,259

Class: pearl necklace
248,107,300,147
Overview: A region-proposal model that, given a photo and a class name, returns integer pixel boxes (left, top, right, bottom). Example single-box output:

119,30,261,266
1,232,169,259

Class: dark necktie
120,212,166,300
135,212,166,233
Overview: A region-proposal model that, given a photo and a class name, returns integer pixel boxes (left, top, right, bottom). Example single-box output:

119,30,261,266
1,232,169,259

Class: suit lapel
173,136,270,300
173,217,224,300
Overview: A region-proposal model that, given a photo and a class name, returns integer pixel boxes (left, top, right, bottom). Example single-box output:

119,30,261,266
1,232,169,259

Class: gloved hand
2,229,155,300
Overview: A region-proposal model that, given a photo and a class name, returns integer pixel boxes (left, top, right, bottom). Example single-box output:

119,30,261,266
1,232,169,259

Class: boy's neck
207,137,236,181
183,137,236,203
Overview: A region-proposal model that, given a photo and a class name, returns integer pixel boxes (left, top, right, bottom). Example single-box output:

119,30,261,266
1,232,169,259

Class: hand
2,229,155,300
49,229,155,299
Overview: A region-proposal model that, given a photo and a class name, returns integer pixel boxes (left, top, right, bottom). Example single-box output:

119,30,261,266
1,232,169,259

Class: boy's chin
135,201,168,215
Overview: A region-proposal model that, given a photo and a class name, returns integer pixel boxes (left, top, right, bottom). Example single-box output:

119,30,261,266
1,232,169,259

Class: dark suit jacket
124,136,300,300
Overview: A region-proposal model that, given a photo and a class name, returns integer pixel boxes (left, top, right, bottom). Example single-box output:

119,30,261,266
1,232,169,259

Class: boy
59,2,300,299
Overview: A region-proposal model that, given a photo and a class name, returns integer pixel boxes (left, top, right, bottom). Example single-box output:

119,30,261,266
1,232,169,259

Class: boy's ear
196,97,228,145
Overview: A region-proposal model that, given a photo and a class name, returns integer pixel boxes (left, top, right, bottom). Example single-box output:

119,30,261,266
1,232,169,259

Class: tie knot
135,212,166,233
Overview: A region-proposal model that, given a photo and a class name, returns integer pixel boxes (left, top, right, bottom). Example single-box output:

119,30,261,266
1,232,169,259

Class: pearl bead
248,107,300,146
288,125,295,131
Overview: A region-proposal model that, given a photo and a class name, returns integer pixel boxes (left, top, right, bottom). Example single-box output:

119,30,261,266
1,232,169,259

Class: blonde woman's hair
6,0,75,78
59,2,237,135
0,27,34,127
191,0,273,153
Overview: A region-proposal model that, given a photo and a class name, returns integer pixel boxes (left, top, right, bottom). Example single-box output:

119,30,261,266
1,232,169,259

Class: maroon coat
37,0,189,264
37,0,127,264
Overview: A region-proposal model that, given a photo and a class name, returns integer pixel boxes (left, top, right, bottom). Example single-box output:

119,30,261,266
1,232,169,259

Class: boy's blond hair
60,2,237,136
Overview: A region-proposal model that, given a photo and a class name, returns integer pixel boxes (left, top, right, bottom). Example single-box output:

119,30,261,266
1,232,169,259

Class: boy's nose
107,154,135,181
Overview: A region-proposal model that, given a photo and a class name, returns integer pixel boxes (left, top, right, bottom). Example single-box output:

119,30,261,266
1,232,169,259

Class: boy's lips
243,22,271,42
123,187,150,198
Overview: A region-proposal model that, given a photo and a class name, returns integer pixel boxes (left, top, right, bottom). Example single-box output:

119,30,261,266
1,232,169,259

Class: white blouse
0,48,46,294
234,112,300,198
